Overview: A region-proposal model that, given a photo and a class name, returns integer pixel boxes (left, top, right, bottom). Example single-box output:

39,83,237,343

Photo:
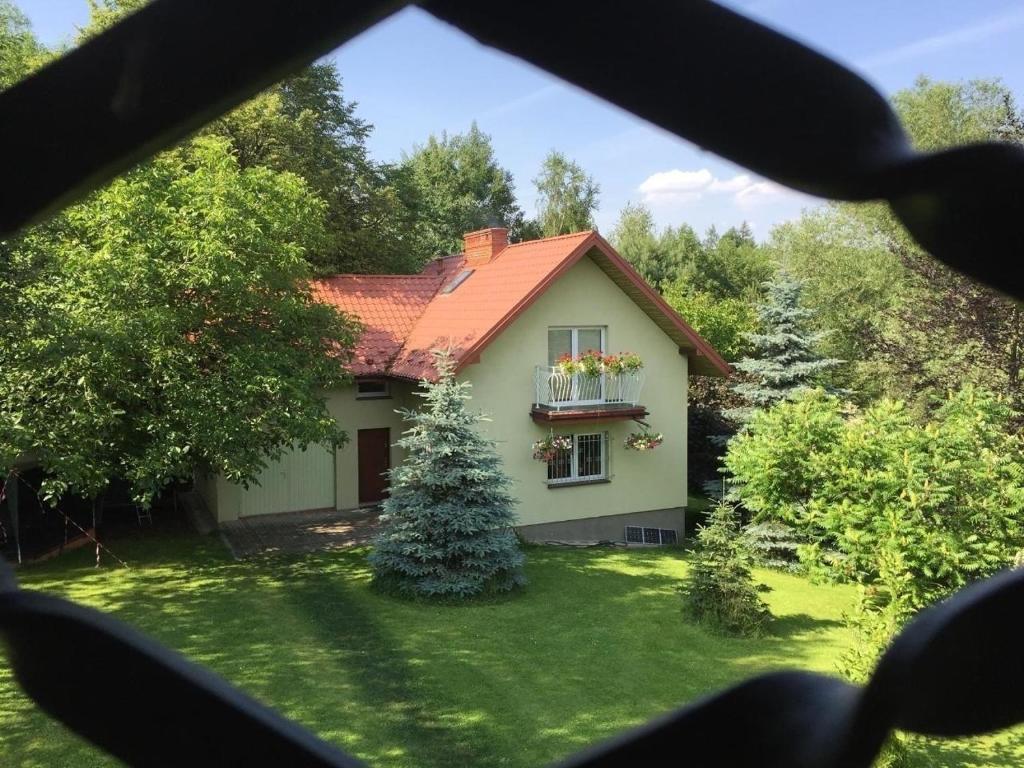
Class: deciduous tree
400,123,527,256
0,137,359,504
210,63,428,275
532,150,599,236
773,77,1024,411
610,204,701,292
81,1,428,276
0,0,43,90
681,223,773,301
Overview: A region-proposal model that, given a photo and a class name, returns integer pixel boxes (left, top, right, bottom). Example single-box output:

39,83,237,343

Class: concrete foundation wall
517,506,686,544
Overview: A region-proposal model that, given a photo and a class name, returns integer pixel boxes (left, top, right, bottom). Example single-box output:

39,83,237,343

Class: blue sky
19,0,1024,238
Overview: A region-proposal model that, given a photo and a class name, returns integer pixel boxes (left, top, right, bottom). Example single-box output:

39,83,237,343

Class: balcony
531,366,647,423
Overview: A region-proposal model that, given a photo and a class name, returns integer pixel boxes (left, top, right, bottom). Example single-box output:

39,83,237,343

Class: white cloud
859,7,1024,70
636,168,816,219
735,180,791,208
638,169,714,201
709,173,753,193
638,168,788,207
638,168,756,203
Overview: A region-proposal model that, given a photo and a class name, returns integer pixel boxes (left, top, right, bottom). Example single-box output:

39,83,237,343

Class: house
197,228,729,543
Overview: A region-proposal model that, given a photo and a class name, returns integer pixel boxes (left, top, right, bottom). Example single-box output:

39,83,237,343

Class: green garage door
238,443,336,518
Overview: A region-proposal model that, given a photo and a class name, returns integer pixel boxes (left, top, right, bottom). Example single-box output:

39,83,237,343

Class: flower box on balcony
531,364,648,423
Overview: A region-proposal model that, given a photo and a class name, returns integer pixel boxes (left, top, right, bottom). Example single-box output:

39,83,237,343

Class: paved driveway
220,507,380,558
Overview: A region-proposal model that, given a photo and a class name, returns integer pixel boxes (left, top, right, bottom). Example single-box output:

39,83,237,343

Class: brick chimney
463,227,508,266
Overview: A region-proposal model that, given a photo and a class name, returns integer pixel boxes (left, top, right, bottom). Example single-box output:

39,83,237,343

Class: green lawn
1,531,1021,767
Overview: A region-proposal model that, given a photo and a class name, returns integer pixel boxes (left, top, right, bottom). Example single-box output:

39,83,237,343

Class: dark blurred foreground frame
1,1,1024,766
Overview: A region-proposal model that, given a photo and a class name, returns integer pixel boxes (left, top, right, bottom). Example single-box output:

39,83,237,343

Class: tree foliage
858,78,1024,413
728,385,1024,709
610,204,722,295
0,137,359,503
770,208,901,398
774,77,1024,412
723,389,845,530
727,272,840,424
726,387,1024,607
77,2,429,276
686,376,748,492
0,0,43,90
682,224,773,301
532,150,599,236
400,123,527,256
741,520,805,573
611,204,771,305
680,501,772,636
371,352,526,599
663,288,756,363
209,63,428,275
612,203,673,291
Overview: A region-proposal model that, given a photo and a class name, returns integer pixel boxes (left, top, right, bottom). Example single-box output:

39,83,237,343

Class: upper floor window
356,379,390,399
547,326,605,366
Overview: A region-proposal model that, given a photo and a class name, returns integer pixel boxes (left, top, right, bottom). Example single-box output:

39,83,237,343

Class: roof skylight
441,269,474,294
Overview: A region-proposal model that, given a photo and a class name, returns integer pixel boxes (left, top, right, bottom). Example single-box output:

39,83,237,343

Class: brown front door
357,428,391,505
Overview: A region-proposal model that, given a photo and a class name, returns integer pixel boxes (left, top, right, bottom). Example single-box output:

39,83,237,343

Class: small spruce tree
680,502,772,636
726,271,840,426
741,520,806,573
370,351,525,598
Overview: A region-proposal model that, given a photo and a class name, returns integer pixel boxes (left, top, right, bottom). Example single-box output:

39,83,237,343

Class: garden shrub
724,388,845,547
726,384,1024,758
726,386,1024,607
680,502,772,636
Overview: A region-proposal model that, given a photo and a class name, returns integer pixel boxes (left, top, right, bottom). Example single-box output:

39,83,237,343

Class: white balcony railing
534,366,645,410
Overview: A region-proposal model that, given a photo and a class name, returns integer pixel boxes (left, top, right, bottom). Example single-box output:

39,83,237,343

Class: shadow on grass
280,564,502,768
770,613,843,636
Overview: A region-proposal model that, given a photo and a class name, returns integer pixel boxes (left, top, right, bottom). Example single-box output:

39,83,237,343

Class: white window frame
548,327,607,404
548,326,607,360
547,432,608,485
355,378,390,400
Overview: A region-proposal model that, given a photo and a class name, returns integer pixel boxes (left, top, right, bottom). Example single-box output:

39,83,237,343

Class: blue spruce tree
726,271,840,425
370,351,525,598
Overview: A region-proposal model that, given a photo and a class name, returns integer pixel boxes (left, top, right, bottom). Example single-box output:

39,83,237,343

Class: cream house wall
202,381,415,522
327,380,416,511
459,254,688,528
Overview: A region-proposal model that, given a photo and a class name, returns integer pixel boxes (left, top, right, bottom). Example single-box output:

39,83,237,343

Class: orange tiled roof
311,274,444,376
312,231,730,381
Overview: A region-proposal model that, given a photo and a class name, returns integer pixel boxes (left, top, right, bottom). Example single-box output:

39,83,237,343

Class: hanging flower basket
624,430,663,451
532,434,572,462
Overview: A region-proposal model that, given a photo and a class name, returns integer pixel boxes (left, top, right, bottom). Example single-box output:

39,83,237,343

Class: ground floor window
547,433,607,485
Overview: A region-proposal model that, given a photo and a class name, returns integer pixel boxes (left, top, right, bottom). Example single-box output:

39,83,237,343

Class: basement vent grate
625,526,678,546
